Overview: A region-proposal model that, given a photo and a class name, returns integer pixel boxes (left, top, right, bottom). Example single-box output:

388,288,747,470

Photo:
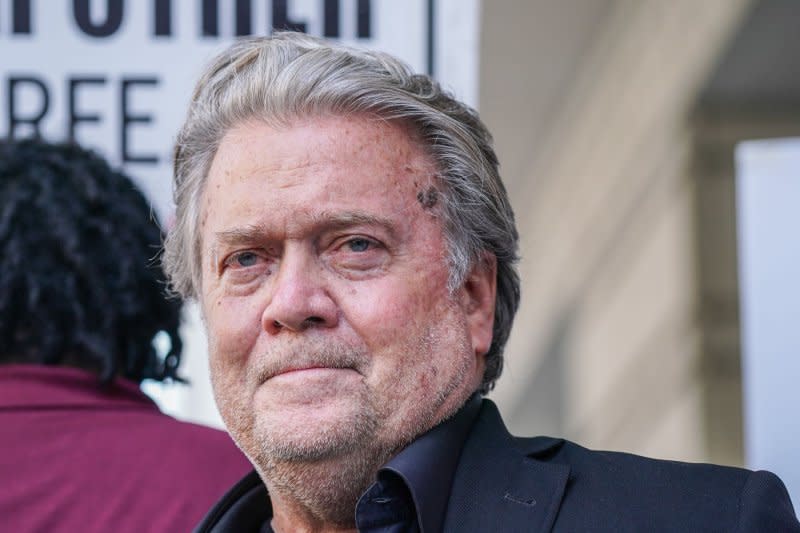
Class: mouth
255,345,367,384
268,365,359,381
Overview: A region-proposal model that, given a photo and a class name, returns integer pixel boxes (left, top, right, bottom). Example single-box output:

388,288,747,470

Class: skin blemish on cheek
416,186,439,209
200,208,210,234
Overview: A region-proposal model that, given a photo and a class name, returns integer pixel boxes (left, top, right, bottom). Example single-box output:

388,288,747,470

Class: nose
261,249,339,334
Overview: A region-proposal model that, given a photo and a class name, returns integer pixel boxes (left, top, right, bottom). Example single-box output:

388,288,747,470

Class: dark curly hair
0,139,183,383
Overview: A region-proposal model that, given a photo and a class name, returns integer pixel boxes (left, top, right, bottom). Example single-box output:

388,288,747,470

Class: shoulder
126,413,251,473
115,415,254,528
528,435,748,484
88,406,252,497
512,435,799,531
457,400,799,531
527,436,744,494
537,438,797,531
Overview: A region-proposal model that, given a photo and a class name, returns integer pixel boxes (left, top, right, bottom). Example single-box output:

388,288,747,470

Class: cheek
205,295,264,433
204,293,264,370
343,280,437,354
345,277,460,383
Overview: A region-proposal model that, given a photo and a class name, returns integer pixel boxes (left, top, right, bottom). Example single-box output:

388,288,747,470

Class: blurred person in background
167,33,799,532
0,139,250,533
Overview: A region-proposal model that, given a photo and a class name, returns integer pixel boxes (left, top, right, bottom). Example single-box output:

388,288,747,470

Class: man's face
198,116,495,467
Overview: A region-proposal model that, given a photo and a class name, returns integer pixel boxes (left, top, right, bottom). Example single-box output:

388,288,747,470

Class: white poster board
1,0,479,218
736,137,800,510
1,0,479,427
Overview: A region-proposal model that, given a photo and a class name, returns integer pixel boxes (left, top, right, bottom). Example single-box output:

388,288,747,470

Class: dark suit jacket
443,400,799,532
196,399,800,532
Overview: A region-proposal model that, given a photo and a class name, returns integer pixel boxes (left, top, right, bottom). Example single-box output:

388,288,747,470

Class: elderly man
164,33,799,532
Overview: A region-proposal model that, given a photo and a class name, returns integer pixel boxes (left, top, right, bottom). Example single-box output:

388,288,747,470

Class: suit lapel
442,400,569,533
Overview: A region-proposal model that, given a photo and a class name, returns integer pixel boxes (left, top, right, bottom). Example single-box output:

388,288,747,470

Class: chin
251,398,381,463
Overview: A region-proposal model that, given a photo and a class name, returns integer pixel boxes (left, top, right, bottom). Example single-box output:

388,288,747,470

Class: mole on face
416,186,438,209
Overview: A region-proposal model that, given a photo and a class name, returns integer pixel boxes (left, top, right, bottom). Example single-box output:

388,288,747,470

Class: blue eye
348,238,371,252
235,252,259,267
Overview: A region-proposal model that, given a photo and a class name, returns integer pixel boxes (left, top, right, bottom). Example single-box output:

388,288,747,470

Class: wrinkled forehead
209,115,436,187
197,115,443,237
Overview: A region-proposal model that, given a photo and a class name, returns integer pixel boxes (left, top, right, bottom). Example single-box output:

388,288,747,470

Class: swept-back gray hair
164,32,519,393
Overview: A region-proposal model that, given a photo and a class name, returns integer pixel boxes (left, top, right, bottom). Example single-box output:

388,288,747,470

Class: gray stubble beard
215,343,394,527
214,310,476,528
249,387,401,527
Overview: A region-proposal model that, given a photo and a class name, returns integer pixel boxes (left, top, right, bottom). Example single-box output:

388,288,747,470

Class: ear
458,253,497,360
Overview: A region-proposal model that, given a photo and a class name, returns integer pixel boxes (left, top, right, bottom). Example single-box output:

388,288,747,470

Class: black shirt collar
359,394,482,533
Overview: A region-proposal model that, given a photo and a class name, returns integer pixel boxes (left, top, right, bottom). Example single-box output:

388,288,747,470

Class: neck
259,445,395,531
269,491,358,533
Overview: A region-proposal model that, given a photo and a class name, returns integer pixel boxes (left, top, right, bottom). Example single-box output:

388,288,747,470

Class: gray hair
163,32,519,393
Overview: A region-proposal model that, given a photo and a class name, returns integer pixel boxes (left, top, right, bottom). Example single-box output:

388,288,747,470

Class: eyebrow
213,224,270,248
210,211,398,254
209,224,268,267
312,211,397,236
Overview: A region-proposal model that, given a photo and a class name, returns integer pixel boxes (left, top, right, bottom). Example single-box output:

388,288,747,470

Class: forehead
211,115,431,179
201,116,438,235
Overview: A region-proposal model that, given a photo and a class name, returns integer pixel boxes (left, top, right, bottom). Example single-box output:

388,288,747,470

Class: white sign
1,0,478,219
736,138,800,510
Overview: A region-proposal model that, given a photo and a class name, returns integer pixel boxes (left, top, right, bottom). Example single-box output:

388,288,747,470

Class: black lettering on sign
7,76,49,138
69,77,106,140
202,0,217,36
272,0,306,32
73,0,124,38
154,0,171,36
200,0,253,37
323,0,339,38
196,0,369,40
8,0,32,34
236,0,251,36
120,77,158,164
3,0,373,39
357,0,370,38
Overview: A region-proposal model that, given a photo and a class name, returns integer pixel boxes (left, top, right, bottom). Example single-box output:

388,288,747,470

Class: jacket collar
193,470,269,533
443,399,569,533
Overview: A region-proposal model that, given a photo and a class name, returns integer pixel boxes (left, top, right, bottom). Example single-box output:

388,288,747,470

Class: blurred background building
484,0,799,469
2,0,797,504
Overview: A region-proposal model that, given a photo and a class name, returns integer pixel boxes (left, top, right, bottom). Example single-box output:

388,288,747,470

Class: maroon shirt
0,364,252,533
